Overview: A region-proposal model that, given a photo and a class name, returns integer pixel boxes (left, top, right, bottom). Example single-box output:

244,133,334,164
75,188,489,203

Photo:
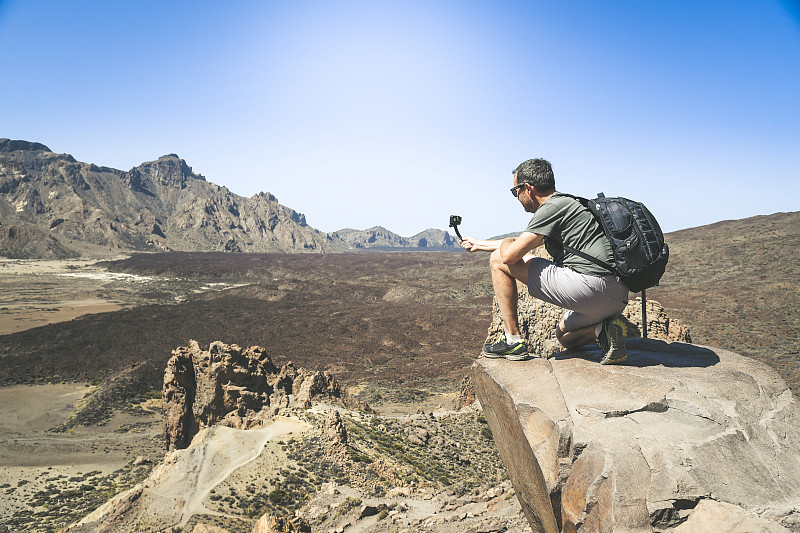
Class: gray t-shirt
524,193,615,277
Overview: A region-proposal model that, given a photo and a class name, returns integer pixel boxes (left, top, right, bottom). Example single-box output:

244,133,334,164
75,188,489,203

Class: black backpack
561,193,669,336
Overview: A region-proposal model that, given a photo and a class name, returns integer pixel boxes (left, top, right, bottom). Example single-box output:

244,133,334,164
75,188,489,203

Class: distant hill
0,139,460,258
330,226,459,250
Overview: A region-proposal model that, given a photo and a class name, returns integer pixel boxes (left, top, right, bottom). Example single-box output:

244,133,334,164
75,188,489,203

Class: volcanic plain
0,211,798,531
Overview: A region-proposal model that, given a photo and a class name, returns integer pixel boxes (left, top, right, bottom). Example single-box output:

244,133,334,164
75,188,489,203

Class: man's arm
460,236,504,252
499,232,544,264
461,231,545,261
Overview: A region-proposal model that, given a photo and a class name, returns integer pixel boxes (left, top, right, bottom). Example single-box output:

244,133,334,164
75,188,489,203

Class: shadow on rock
549,337,720,368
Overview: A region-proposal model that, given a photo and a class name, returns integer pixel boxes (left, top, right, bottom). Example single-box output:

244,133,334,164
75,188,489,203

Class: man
460,158,629,364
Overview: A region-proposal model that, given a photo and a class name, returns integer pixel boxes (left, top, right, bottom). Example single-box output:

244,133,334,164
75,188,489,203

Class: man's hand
460,236,480,252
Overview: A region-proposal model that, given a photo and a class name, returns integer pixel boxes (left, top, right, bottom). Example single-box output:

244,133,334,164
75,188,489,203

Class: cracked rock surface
473,338,800,532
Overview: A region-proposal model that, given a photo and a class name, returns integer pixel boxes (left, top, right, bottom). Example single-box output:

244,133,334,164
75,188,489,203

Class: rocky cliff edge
472,339,800,532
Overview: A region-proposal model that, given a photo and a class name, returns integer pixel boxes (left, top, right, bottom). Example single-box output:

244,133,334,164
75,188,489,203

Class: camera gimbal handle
449,215,463,241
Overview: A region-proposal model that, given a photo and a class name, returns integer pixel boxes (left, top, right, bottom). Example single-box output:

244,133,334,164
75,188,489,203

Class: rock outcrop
0,223,79,259
472,339,800,532
251,514,311,533
163,340,370,450
452,375,478,411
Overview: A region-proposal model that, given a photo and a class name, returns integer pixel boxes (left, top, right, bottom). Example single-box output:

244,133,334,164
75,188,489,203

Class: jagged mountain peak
251,191,279,203
0,144,337,256
131,154,204,186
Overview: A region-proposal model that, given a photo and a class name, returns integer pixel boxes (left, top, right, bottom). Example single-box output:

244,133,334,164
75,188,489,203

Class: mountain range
0,139,459,258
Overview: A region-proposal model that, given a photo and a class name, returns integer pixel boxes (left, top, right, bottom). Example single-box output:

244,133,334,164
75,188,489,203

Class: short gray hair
513,158,555,193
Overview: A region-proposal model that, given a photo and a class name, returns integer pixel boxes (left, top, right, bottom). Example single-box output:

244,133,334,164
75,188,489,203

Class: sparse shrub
268,488,287,505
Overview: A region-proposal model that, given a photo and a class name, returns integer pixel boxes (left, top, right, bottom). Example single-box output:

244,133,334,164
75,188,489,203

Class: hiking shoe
482,336,529,361
597,315,628,365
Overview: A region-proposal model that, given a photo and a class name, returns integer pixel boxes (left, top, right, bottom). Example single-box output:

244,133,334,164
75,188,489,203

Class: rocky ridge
0,140,334,256
331,226,458,249
0,139,460,258
163,340,371,451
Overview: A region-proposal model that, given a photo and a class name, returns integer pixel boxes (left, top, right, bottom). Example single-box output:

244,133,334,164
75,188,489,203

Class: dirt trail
72,417,310,530
175,419,309,526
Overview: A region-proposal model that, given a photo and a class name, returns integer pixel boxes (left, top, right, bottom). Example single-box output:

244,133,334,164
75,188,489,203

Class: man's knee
489,247,505,270
555,320,567,342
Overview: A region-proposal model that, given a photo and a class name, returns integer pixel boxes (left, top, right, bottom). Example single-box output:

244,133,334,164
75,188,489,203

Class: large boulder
472,339,800,532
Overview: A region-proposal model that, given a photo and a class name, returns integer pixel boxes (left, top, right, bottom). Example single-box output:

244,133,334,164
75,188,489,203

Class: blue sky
1,1,798,239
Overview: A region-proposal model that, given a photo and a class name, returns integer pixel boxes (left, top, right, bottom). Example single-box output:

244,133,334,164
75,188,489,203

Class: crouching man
460,158,629,364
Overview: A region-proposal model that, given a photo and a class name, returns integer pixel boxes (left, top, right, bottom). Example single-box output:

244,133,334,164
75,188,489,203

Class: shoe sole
600,353,627,365
481,350,530,361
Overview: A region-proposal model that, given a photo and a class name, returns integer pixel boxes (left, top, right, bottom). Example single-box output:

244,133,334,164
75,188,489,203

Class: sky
1,0,799,239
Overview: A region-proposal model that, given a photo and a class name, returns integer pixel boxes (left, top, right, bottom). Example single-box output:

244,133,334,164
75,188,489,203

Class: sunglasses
510,183,527,197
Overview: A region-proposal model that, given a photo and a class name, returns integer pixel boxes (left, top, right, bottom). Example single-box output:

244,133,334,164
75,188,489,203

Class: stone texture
472,339,800,532
323,408,348,446
251,513,311,533
163,340,370,450
673,500,791,532
453,375,478,411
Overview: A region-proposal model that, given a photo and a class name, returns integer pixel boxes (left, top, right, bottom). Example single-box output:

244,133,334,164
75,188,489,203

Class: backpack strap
563,243,616,274
553,192,616,275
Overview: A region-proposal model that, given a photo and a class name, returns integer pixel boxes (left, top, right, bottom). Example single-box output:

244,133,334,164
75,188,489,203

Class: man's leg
556,315,628,365
489,246,531,336
555,319,596,349
482,245,533,360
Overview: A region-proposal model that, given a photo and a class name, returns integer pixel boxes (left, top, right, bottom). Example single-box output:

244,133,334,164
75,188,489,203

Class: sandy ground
0,258,131,334
0,383,163,526
0,258,247,334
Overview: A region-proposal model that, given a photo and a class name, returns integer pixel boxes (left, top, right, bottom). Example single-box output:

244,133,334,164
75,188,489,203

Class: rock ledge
473,339,800,532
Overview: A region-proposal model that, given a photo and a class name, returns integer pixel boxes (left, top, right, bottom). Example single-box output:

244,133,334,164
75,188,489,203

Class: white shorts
526,257,629,331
